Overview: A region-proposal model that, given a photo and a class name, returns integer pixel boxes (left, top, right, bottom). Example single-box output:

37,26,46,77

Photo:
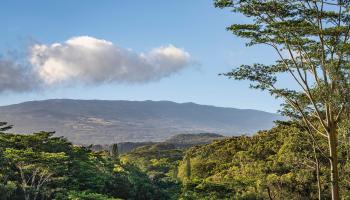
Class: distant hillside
165,133,225,148
91,142,157,154
0,99,283,144
92,133,225,154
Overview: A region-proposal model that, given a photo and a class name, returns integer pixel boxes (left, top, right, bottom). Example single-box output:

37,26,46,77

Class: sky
0,0,283,113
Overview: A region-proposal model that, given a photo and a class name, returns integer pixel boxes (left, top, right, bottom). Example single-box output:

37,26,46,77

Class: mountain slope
0,99,283,144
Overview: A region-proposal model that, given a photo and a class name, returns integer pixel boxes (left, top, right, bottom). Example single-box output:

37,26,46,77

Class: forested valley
1,120,350,199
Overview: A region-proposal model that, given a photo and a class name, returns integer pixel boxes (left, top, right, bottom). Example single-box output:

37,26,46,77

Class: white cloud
29,36,192,85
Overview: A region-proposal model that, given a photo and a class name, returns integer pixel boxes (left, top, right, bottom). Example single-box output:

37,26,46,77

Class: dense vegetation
0,126,177,200
122,121,350,199
91,142,157,155
215,0,350,199
90,133,224,155
177,122,334,199
2,120,349,199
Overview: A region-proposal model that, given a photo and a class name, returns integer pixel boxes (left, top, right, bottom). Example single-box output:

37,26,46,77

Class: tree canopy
214,0,350,199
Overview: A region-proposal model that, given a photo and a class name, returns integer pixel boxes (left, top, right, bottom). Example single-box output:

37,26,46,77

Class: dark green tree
185,155,191,181
0,122,12,132
214,1,350,199
110,143,119,158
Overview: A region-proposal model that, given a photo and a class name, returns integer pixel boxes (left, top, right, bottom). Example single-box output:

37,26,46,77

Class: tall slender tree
110,143,119,158
185,155,191,181
214,0,350,199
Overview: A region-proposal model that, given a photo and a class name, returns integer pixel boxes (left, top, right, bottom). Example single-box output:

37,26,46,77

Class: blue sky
0,0,282,112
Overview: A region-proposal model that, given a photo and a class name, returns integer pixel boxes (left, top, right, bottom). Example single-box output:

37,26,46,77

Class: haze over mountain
0,99,283,144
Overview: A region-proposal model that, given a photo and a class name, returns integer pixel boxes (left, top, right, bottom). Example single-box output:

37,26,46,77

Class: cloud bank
0,36,192,92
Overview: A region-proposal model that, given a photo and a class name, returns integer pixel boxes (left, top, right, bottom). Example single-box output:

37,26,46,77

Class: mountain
0,99,283,144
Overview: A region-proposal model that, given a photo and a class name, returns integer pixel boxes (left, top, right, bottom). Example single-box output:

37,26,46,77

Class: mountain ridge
1,99,277,113
0,99,283,144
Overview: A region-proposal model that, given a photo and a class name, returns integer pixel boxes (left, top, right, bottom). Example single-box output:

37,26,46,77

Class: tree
3,148,68,200
185,155,191,181
0,122,12,132
67,190,121,200
110,143,119,158
214,0,350,199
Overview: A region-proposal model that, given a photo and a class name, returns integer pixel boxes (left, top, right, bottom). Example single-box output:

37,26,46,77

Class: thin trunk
34,191,39,200
19,166,30,200
316,156,322,200
267,187,273,200
348,136,350,162
313,142,322,200
328,127,340,200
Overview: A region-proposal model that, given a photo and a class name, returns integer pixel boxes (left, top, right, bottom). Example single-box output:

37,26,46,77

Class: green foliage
0,131,177,200
121,143,184,199
121,143,183,174
184,156,191,180
177,123,335,199
1,121,350,199
214,1,350,198
66,191,121,200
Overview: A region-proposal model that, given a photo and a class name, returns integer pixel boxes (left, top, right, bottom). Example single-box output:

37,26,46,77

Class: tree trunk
313,143,321,200
267,187,273,200
328,128,340,200
316,158,322,200
24,193,30,200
